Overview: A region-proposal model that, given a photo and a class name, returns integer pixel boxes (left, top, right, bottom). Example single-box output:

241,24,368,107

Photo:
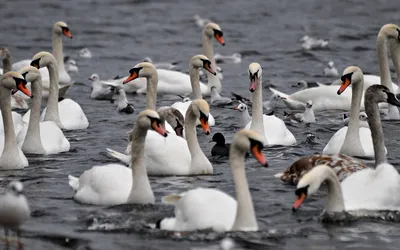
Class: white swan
245,63,296,146
23,52,89,130
68,109,167,205
109,62,212,176
114,23,225,96
0,72,31,169
171,55,216,126
158,129,268,232
274,24,400,112
16,66,70,155
293,84,400,212
323,66,383,158
12,21,73,85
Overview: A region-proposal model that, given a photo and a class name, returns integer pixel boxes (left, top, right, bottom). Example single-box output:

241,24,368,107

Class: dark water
2,0,400,249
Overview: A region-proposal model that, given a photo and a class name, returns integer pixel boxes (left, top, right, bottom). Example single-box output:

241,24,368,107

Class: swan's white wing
322,127,347,155
40,121,70,154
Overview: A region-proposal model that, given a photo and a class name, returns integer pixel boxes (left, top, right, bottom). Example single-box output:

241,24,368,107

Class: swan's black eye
340,72,353,82
21,72,28,79
249,70,259,80
213,29,223,37
129,67,143,75
249,138,264,151
30,58,41,68
295,185,309,197
397,28,400,41
199,111,208,122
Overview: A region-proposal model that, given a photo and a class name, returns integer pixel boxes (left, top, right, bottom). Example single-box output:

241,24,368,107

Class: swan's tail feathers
59,82,74,98
106,148,130,165
162,194,182,205
269,87,289,100
68,175,79,191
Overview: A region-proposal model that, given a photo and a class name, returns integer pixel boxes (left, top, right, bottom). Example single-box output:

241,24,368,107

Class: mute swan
16,66,70,155
88,73,115,100
12,21,73,86
277,24,400,112
211,132,230,157
114,88,134,114
78,48,92,59
293,84,400,212
283,100,315,123
323,61,339,77
233,101,252,128
68,109,167,205
158,129,268,232
276,154,368,186
0,181,30,248
0,72,32,169
23,52,89,130
171,55,216,126
245,63,296,146
109,62,213,175
323,66,383,158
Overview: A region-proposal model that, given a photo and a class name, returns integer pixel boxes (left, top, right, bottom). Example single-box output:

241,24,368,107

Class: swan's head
190,54,216,75
123,62,156,84
54,21,72,38
379,24,400,41
157,107,185,137
203,23,225,46
89,73,99,82
1,71,31,98
305,100,313,109
248,62,262,92
20,66,41,83
190,99,211,135
136,109,168,137
30,51,56,69
8,181,24,196
232,130,268,167
337,66,363,95
233,101,248,112
293,164,330,211
365,84,400,107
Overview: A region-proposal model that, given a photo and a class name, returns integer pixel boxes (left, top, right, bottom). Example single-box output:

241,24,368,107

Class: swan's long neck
43,62,62,127
390,39,400,86
250,79,266,142
185,108,206,173
128,124,154,204
23,78,44,151
202,34,221,92
52,31,65,72
230,146,258,231
365,96,387,166
2,55,11,74
340,79,363,155
320,166,345,213
145,74,158,110
189,65,202,99
0,87,19,158
378,35,400,118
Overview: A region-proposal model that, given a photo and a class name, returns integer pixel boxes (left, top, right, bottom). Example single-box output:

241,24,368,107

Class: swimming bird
324,61,339,77
210,133,230,157
78,48,92,59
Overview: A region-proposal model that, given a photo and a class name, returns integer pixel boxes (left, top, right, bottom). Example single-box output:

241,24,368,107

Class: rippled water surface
2,0,400,249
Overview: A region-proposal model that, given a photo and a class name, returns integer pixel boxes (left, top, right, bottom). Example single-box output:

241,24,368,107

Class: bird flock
0,16,400,248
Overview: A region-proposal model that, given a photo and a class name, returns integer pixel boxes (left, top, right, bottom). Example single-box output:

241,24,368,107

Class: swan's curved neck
44,62,62,127
23,78,44,152
185,107,207,173
202,34,221,92
390,39,400,86
230,146,258,231
340,79,363,155
320,166,345,213
128,124,154,204
52,31,65,71
250,79,266,142
0,87,20,160
189,65,202,99
2,55,11,74
365,96,387,165
145,73,158,110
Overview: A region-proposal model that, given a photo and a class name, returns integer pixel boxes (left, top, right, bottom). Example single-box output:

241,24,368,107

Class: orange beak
204,63,216,75
251,144,268,167
214,33,225,46
17,82,33,98
200,117,210,135
151,120,168,137
337,78,351,95
292,193,307,211
123,71,138,84
63,29,73,39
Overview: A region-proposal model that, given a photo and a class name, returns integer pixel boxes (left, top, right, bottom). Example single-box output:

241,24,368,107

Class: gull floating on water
324,61,339,77
64,57,79,74
214,52,242,64
300,35,328,50
78,48,92,58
